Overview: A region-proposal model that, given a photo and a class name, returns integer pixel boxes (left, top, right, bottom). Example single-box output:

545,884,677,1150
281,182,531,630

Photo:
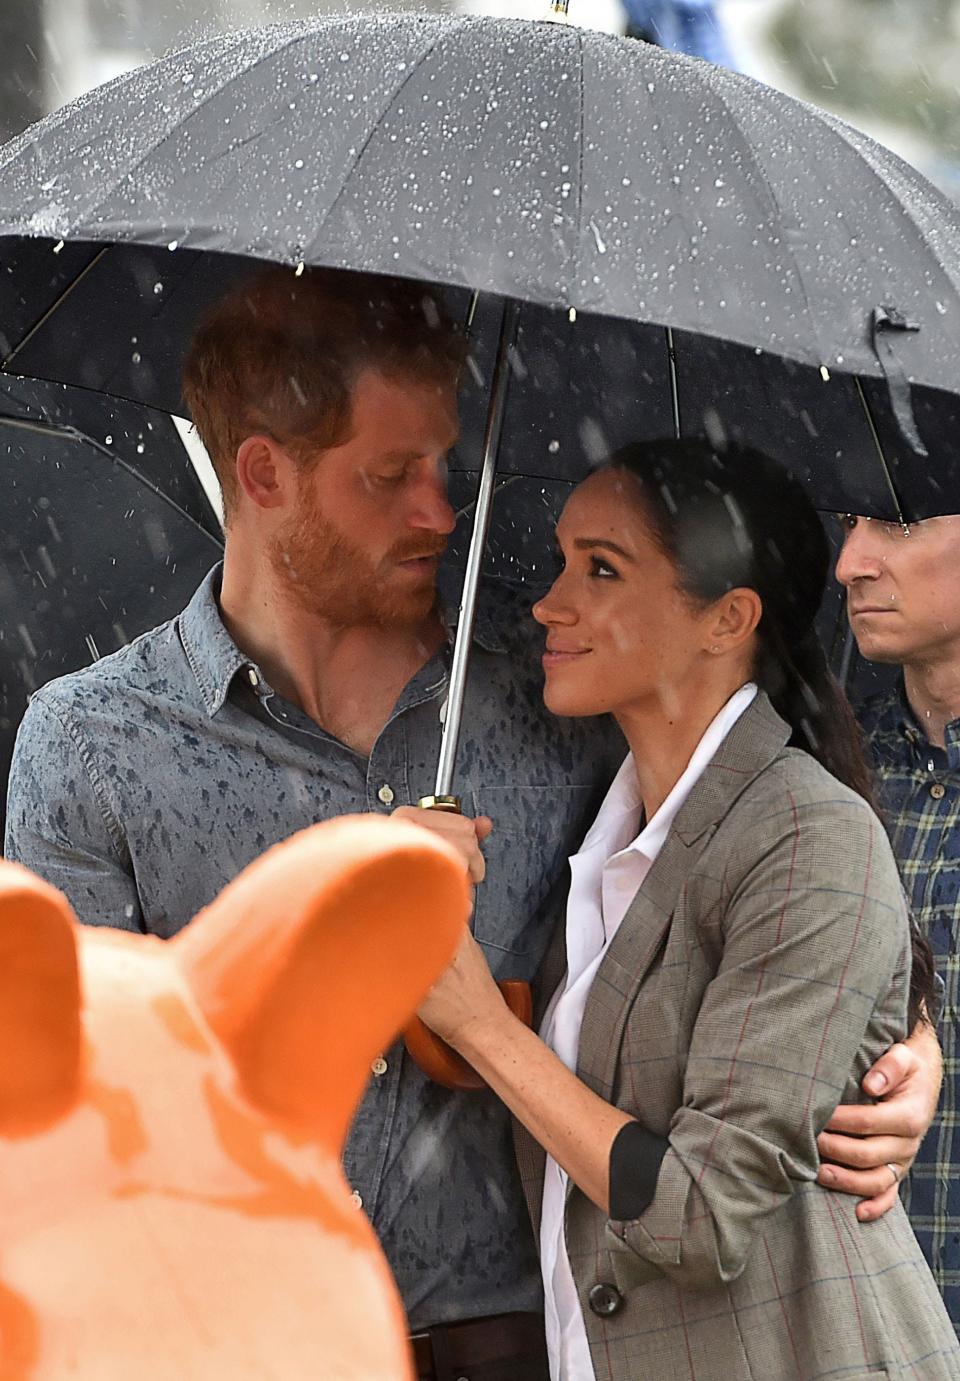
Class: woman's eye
590,555,619,579
374,471,405,487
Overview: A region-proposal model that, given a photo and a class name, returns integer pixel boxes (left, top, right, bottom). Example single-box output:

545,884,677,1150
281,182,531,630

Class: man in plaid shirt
838,511,960,1332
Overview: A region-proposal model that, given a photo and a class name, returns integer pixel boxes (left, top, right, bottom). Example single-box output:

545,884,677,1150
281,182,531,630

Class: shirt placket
350,666,449,1222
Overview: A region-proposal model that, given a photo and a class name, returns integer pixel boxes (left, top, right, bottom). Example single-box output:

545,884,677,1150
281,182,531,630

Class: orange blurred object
0,815,470,1380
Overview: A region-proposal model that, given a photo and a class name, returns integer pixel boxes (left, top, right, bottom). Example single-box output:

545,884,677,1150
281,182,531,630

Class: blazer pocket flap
604,1217,681,1294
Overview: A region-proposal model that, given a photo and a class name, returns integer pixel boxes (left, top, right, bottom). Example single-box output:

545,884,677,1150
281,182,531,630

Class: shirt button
377,784,395,805
588,1282,624,1317
247,667,259,689
372,1056,388,1077
350,1190,363,1210
931,783,946,800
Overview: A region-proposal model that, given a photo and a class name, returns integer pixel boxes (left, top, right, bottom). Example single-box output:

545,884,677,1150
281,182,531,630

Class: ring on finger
886,1162,901,1186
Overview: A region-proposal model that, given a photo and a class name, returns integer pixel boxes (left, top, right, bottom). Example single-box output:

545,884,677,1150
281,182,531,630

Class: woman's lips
542,647,591,668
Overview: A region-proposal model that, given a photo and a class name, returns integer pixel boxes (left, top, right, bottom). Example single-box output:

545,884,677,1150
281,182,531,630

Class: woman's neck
616,672,751,821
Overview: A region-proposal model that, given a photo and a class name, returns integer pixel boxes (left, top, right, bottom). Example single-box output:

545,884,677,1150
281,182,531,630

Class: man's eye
373,471,405,487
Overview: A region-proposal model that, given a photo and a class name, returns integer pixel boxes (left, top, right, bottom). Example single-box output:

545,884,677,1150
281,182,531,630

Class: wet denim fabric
5,562,623,1329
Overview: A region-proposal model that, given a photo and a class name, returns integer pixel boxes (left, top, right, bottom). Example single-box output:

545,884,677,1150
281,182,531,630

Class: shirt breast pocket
468,783,596,979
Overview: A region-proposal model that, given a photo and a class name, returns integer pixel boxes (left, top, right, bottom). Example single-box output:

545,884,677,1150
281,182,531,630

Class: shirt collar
884,678,960,765
180,561,508,718
179,565,250,717
577,681,759,864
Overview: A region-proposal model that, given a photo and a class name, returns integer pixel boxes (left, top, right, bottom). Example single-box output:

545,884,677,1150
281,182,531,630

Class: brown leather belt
410,1310,548,1381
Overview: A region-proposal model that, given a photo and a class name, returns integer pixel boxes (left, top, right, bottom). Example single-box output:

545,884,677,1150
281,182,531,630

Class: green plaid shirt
860,683,960,1333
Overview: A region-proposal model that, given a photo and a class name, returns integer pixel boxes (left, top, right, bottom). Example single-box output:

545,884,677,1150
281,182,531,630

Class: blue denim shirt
5,563,622,1328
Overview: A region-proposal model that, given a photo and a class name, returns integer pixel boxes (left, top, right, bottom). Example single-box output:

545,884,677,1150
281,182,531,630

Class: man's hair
181,266,468,517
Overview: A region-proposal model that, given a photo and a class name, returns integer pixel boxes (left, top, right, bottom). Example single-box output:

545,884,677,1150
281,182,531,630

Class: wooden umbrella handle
403,979,533,1090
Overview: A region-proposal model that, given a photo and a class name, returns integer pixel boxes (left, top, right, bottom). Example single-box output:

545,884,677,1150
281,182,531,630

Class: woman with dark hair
417,440,955,1380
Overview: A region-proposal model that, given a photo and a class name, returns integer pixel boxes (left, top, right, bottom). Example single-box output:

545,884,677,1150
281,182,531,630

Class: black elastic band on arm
609,1121,669,1222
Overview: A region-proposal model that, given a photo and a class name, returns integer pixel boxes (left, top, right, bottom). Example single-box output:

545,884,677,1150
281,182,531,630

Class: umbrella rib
75,26,318,237
302,20,467,260
852,379,907,526
573,29,586,303
0,412,224,548
813,108,960,304
694,66,823,364
1,247,109,371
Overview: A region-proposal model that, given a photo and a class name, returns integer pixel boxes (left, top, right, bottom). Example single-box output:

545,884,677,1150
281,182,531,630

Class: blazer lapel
576,693,791,1102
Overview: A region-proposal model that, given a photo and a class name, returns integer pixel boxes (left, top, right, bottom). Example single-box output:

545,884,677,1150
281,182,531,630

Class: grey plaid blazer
516,693,960,1380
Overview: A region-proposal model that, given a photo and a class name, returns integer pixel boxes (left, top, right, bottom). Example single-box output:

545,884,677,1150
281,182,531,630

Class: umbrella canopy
0,376,222,833
0,13,958,517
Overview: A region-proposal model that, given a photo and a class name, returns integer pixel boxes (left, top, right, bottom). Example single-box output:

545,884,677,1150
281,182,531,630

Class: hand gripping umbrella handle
404,981,533,1090
403,795,533,1090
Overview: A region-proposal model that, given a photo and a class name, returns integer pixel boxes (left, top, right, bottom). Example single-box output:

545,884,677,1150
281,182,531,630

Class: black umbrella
0,375,222,833
1,12,959,796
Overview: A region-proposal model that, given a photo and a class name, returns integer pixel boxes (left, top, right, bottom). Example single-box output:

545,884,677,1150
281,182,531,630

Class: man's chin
371,587,438,628
852,636,909,667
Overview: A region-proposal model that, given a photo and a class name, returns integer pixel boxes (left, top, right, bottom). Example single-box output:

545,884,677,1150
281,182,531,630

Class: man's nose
835,523,882,586
409,472,456,535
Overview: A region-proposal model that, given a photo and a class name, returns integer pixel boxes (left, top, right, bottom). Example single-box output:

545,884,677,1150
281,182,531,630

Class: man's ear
235,435,292,510
707,588,763,654
0,863,82,1136
172,817,470,1156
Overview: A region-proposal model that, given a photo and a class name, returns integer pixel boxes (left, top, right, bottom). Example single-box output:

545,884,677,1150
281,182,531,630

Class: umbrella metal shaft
433,299,520,800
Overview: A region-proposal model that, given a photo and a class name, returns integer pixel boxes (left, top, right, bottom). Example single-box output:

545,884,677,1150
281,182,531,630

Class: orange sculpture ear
0,862,82,1136
173,816,470,1153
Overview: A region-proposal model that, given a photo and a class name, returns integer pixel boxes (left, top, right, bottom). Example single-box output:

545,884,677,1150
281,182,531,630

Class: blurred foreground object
0,815,470,1379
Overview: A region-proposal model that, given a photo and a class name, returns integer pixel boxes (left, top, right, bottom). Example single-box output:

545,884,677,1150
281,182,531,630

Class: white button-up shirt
539,683,758,1381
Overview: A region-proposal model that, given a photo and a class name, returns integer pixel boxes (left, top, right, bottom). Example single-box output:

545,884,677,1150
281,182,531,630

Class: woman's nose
532,577,576,627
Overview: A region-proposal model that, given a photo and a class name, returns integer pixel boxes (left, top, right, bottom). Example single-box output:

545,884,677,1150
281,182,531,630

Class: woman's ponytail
758,628,876,805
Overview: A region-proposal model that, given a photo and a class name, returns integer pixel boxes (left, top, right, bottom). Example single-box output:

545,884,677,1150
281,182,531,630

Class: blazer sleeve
604,787,910,1293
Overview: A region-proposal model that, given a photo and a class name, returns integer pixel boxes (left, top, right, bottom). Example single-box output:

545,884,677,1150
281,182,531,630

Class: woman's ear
234,435,292,510
706,588,763,655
